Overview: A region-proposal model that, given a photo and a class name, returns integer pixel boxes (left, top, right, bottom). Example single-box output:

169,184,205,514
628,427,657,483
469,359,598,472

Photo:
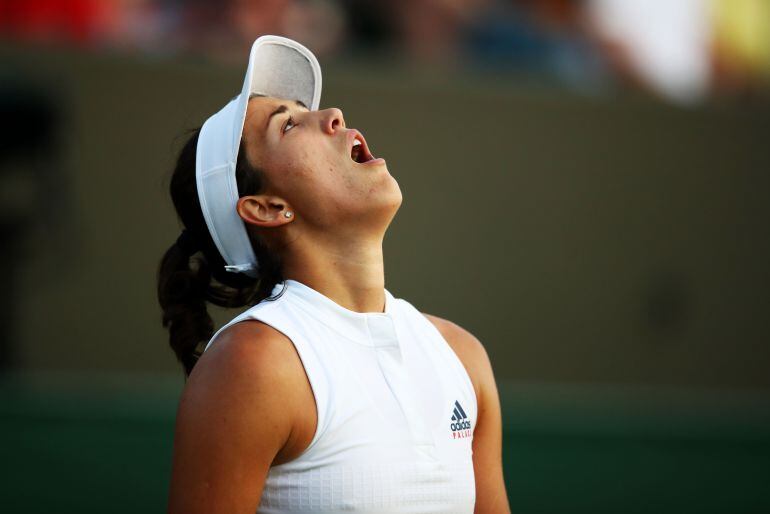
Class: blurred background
1,0,769,512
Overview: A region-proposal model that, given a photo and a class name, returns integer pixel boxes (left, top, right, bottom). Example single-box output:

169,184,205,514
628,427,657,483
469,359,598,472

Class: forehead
243,95,309,138
241,96,309,167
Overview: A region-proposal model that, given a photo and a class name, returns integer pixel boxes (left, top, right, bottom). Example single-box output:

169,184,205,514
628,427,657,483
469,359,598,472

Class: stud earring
284,211,293,218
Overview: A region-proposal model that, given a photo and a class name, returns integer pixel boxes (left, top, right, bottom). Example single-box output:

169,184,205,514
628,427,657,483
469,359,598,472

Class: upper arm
167,321,302,514
424,314,510,514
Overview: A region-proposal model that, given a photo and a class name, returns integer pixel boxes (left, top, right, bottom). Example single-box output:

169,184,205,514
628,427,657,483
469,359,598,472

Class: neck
280,234,386,313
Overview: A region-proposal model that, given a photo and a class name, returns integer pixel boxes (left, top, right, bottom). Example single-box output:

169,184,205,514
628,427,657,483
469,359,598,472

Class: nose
319,107,345,134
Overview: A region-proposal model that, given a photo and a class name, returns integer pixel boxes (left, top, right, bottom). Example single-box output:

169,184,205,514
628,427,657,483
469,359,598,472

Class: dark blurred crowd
2,0,769,104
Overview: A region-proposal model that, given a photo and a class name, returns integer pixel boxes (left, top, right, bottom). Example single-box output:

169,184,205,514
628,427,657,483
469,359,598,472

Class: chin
391,181,403,208
380,172,402,205
381,181,403,220
355,178,402,227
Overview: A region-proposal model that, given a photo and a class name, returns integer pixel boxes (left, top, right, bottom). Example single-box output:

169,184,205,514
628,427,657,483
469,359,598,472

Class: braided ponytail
157,129,283,377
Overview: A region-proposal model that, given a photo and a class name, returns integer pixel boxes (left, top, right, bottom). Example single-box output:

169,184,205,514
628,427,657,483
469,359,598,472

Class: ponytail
157,129,283,377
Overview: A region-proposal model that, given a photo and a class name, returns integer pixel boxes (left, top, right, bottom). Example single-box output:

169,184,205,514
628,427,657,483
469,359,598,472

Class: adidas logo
450,400,472,438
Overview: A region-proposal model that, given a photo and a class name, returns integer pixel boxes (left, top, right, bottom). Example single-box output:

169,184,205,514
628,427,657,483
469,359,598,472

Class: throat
281,241,387,314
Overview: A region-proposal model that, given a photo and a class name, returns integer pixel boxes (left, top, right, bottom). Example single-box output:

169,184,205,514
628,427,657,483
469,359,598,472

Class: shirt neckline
273,279,398,347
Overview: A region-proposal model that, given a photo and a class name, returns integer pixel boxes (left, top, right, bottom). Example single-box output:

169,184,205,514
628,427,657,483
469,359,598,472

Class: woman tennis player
158,35,509,513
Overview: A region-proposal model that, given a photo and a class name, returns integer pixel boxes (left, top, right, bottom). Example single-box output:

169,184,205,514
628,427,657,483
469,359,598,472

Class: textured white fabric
204,280,477,513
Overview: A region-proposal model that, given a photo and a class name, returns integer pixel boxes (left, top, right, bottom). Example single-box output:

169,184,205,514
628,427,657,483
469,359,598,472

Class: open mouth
349,130,377,164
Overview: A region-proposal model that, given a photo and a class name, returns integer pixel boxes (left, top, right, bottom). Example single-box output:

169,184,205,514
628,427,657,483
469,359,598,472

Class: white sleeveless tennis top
204,279,477,513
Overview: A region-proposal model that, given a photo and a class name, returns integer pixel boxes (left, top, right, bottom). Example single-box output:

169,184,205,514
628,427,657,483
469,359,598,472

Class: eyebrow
265,100,309,130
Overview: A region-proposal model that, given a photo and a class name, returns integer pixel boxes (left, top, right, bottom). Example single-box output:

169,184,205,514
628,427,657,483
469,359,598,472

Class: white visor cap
195,35,322,277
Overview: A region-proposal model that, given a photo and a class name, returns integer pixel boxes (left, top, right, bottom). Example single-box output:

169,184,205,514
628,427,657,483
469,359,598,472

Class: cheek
261,145,311,187
264,147,335,202
284,142,324,177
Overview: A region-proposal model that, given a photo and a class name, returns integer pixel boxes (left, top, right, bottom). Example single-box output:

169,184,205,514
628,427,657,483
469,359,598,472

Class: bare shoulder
193,319,302,387
182,320,309,415
422,313,494,401
168,320,309,513
180,319,314,451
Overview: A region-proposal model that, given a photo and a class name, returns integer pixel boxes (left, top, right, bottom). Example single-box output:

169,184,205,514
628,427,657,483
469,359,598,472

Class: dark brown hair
157,128,283,377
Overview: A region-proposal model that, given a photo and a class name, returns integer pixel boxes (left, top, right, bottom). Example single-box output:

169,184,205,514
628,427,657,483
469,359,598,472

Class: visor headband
195,35,322,277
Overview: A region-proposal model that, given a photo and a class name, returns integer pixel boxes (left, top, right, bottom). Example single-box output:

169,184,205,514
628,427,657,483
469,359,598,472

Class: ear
236,194,294,228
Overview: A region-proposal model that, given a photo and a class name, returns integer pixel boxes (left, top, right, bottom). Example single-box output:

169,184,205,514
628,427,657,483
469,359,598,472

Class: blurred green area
0,43,769,511
1,373,769,513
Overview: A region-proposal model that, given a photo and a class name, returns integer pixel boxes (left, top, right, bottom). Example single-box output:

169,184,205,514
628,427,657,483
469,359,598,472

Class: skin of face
236,96,402,248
